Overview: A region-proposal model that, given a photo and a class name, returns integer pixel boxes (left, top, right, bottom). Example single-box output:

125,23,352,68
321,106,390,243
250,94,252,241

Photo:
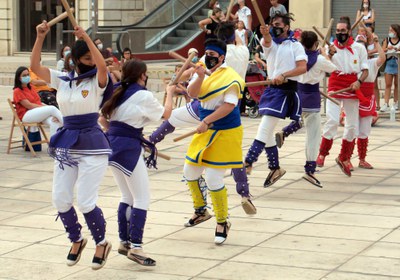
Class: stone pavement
0,85,399,280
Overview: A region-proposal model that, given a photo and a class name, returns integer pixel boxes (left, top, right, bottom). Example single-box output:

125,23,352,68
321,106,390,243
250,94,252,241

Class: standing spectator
269,0,287,19
57,45,71,72
208,0,225,20
381,24,400,111
199,8,223,40
232,0,252,31
356,0,375,28
121,47,133,64
235,20,248,46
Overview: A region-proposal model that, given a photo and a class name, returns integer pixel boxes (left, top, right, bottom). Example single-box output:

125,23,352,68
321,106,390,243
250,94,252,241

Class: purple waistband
297,82,319,93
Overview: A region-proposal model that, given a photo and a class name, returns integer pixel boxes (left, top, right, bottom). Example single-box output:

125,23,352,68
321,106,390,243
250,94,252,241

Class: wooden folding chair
7,98,49,157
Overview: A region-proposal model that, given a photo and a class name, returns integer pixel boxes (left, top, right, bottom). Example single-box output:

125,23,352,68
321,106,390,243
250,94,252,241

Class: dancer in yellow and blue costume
184,38,245,244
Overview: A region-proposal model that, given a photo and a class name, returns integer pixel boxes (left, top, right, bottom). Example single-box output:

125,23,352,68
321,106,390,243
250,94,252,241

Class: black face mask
271,26,284,37
336,33,349,44
205,55,219,69
77,63,96,74
144,75,149,87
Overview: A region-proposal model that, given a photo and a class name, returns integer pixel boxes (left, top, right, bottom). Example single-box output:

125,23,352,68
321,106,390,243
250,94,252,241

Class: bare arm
73,26,108,88
199,18,212,32
30,79,48,87
247,15,252,31
196,102,235,133
162,85,176,119
375,39,386,67
31,21,51,83
254,53,267,70
365,9,375,24
98,115,110,131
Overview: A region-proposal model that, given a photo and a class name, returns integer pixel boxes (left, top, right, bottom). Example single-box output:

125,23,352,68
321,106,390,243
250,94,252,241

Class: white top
363,10,372,20
331,42,369,73
236,29,247,46
50,69,108,117
261,38,308,81
226,44,250,80
298,55,337,84
56,59,65,72
236,6,252,29
359,58,379,83
386,38,400,58
190,63,239,110
269,4,287,18
110,89,164,128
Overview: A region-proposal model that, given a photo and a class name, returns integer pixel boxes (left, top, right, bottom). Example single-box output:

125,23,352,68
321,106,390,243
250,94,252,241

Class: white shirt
331,41,369,73
359,58,379,83
298,55,337,84
56,59,65,72
50,69,108,117
236,29,247,46
110,89,164,128
236,6,252,29
225,44,250,80
190,63,239,110
262,38,308,81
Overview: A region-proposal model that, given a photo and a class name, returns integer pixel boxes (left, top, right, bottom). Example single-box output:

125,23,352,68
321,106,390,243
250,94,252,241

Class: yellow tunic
185,66,245,169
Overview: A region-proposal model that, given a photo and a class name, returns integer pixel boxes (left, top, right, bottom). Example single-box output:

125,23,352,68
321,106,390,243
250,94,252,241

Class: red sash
359,82,376,117
328,72,368,102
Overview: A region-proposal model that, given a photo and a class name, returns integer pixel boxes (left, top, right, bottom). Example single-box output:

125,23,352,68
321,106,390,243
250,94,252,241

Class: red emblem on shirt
354,59,358,64
81,90,89,98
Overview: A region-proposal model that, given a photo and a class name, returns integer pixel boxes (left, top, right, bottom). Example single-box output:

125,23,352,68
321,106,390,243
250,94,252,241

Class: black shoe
66,238,87,266
92,241,112,270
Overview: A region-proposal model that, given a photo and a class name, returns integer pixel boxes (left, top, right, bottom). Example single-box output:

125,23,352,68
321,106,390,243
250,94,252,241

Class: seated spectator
13,66,63,136
29,68,58,108
254,44,267,75
56,45,70,72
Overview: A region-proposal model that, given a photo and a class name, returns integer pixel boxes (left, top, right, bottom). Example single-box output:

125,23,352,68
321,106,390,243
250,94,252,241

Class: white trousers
168,105,200,128
255,115,280,146
322,99,359,141
22,105,63,136
52,155,108,213
184,164,225,190
110,156,150,210
359,116,373,139
303,112,321,161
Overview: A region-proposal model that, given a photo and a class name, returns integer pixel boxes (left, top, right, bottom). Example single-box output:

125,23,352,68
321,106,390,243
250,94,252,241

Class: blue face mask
69,60,75,67
21,76,30,84
64,50,71,57
192,56,199,63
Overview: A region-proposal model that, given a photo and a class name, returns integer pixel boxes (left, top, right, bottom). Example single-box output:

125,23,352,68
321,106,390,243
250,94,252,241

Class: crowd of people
9,0,399,272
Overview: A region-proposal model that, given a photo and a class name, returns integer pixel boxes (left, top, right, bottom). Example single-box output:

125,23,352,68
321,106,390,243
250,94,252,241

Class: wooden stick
351,15,364,31
225,0,235,21
320,91,340,106
47,8,74,27
245,80,273,87
168,51,211,76
144,147,171,161
61,0,78,28
173,124,214,142
329,87,353,96
251,0,266,27
169,52,196,85
313,26,330,46
322,18,334,47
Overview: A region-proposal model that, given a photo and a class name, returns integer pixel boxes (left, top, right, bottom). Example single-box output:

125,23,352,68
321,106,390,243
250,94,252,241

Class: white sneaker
380,103,389,112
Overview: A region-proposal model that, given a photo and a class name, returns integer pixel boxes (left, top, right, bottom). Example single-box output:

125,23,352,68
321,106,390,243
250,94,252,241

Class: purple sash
306,50,319,71
297,82,321,112
107,121,157,176
48,112,111,168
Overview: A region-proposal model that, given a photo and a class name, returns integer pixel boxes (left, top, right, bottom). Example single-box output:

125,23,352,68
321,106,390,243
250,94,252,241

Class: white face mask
97,43,103,50
389,32,396,38
363,3,369,8
216,4,220,8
